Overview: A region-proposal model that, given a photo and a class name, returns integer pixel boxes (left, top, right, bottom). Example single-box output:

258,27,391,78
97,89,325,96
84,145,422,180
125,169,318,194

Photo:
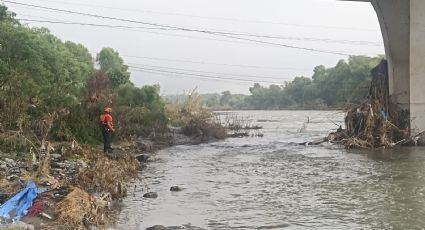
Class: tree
235,56,383,110
96,48,130,87
0,14,94,128
220,91,232,106
0,5,18,24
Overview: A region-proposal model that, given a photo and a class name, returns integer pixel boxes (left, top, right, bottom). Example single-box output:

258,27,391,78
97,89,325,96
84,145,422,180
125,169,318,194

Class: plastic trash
0,180,46,222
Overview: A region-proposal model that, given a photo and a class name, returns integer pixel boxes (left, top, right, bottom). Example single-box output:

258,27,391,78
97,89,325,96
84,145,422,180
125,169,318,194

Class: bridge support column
371,0,425,134
409,0,425,134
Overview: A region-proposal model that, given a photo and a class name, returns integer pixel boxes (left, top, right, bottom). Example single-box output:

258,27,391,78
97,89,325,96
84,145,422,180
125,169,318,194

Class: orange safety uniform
100,113,114,132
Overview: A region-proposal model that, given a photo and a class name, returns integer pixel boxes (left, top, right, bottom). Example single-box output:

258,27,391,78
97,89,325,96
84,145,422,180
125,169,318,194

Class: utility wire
127,63,293,81
16,8,382,46
17,18,381,47
17,18,178,31
128,65,284,84
14,15,322,71
5,1,358,56
123,55,313,71
21,0,379,32
132,69,259,86
17,18,269,46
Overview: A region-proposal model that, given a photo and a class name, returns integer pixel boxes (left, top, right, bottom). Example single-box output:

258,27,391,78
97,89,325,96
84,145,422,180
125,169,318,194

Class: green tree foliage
200,55,383,110
0,5,17,24
219,91,232,106
0,6,93,129
0,6,168,149
115,84,168,137
96,48,130,87
311,56,382,106
116,84,163,109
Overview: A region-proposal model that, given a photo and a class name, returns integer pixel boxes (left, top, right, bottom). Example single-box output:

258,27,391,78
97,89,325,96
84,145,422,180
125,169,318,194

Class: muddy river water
116,111,425,230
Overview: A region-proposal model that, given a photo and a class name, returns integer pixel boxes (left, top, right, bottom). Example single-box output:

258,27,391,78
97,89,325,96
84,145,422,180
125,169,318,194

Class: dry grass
78,150,139,198
55,188,91,229
166,89,211,127
0,178,23,196
55,187,115,229
167,90,227,140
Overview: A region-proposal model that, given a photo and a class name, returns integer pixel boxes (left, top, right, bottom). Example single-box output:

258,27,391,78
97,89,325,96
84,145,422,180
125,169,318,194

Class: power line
17,18,178,31
16,10,382,47
132,69,259,86
123,55,312,71
128,65,284,84
21,0,379,32
5,1,358,56
17,18,266,46
127,63,293,81
17,18,381,47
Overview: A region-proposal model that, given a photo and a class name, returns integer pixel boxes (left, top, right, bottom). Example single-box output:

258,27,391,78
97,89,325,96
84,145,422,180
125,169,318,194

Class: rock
0,162,7,170
138,163,147,171
7,167,20,174
5,221,35,230
78,160,88,168
170,186,183,192
6,174,19,181
25,164,38,172
51,162,66,168
0,194,7,203
146,225,167,230
136,138,154,151
136,154,150,163
143,192,158,198
50,153,62,160
4,158,15,164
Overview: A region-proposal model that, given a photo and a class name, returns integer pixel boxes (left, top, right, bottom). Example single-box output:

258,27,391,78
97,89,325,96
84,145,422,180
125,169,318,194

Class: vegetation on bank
0,5,171,156
166,55,383,110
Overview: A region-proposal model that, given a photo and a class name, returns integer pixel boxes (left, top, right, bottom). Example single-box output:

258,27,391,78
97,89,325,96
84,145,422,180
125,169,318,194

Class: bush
115,106,168,138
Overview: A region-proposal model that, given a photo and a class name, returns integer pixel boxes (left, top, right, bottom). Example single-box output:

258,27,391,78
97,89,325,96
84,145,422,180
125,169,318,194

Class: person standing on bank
100,107,115,153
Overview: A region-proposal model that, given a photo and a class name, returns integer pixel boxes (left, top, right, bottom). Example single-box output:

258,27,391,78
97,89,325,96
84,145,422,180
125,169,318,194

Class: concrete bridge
348,0,425,135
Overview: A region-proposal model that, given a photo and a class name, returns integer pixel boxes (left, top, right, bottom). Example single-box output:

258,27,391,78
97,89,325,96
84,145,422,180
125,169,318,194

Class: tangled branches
330,60,410,149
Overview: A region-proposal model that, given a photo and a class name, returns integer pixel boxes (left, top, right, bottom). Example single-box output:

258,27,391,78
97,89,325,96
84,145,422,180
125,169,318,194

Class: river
116,111,425,230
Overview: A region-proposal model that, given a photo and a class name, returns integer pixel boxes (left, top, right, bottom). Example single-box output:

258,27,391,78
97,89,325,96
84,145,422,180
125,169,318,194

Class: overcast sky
5,0,384,95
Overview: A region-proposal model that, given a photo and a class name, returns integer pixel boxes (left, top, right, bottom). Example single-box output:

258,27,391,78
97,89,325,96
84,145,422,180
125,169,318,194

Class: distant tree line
197,55,383,110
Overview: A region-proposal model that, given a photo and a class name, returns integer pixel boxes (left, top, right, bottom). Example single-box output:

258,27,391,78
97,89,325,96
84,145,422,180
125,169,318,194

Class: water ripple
116,111,425,230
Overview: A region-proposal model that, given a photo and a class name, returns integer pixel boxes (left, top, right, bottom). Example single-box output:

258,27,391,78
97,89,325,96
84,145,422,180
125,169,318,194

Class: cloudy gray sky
5,0,384,94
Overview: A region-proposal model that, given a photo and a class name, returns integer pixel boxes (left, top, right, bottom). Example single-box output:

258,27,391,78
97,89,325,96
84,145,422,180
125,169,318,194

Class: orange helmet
104,107,112,113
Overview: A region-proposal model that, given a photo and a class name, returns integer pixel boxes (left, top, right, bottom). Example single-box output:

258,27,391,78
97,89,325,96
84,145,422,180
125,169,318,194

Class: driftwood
328,60,410,149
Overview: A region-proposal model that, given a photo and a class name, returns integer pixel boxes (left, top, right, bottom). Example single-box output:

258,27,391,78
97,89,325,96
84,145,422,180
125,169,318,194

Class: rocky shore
0,127,223,230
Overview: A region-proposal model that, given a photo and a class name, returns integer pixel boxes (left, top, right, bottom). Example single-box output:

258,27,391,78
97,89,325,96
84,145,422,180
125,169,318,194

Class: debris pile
0,180,45,228
216,113,264,138
182,118,227,142
0,142,140,229
55,187,112,229
78,153,139,198
0,158,33,181
329,60,410,148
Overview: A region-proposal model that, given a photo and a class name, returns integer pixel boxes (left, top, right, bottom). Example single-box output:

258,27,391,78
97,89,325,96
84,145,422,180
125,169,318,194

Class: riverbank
0,126,225,229
0,142,139,229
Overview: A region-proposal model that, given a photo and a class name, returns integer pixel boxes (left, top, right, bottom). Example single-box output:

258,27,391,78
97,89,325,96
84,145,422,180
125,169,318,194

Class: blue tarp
0,180,46,222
